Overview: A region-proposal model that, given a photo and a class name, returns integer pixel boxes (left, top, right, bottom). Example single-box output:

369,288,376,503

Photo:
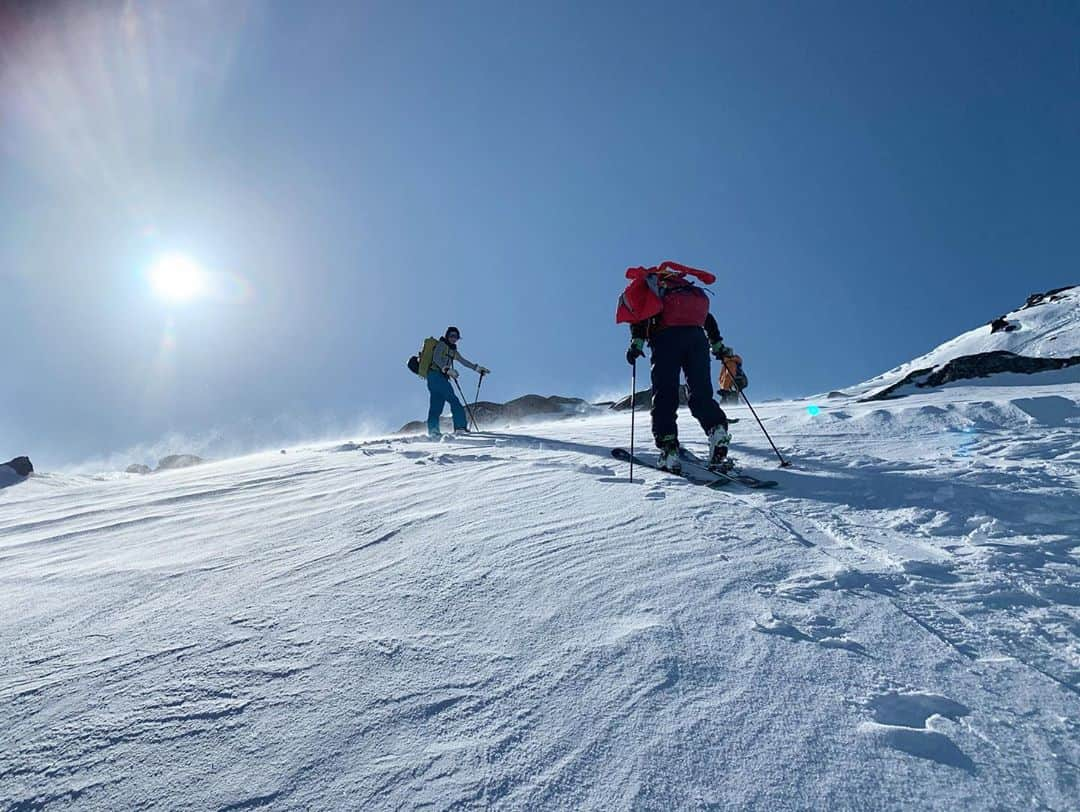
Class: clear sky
2,1,1078,468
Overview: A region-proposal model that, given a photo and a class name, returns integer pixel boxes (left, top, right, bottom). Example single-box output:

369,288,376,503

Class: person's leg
427,372,448,435
649,331,682,447
683,331,728,435
447,385,468,431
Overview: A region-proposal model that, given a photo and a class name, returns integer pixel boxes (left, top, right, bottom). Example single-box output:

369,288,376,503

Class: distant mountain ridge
398,394,602,434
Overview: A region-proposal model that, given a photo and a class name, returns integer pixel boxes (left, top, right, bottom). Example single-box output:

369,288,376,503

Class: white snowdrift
2,384,1079,810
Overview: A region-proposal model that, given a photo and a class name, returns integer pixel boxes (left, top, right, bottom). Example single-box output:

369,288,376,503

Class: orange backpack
718,355,744,391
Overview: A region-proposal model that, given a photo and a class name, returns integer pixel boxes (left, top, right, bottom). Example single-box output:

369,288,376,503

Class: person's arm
626,321,648,364
705,314,734,358
452,349,479,372
704,313,722,345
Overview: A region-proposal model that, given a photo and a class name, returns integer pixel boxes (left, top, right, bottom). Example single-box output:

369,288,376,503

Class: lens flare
807,404,821,416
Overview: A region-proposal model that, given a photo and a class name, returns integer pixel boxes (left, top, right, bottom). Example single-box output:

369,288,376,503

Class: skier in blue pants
426,326,490,437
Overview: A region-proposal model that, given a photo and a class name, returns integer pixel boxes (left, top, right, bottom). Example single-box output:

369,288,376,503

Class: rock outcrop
610,386,690,411
864,351,1080,401
2,456,34,477
156,454,205,471
399,394,599,434
857,285,1079,401
0,456,33,488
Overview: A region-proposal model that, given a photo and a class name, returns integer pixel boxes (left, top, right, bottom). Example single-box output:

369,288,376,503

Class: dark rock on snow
156,454,205,471
1023,285,1076,310
611,386,690,411
989,316,1019,334
126,464,152,475
2,456,33,476
864,351,1080,401
398,394,598,434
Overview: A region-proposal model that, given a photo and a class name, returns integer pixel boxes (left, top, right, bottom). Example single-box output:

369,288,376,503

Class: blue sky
2,1,1078,467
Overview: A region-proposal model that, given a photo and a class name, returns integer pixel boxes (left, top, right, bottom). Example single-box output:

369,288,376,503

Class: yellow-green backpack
406,337,439,380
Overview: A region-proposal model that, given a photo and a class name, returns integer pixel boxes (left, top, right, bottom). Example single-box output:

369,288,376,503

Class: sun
148,254,206,302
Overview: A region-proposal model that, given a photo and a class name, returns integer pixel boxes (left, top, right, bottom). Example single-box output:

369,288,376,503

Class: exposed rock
989,316,1019,334
126,464,152,475
2,456,34,477
826,391,850,399
398,394,599,434
611,386,690,411
863,351,1080,401
156,454,205,471
1023,285,1077,310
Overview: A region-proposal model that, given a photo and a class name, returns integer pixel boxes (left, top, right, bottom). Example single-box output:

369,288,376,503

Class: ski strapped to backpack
406,337,439,379
615,260,717,326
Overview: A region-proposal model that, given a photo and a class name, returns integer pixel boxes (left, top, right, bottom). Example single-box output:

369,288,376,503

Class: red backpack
615,261,716,327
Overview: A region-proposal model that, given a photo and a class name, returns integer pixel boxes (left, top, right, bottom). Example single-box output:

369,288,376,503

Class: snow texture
2,378,1079,809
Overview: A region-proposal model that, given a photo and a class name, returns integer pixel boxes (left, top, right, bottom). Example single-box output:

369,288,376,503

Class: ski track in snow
2,384,1079,810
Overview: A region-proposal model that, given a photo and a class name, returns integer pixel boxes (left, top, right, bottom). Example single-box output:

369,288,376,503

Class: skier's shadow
477,431,657,484
476,431,622,462
596,476,648,485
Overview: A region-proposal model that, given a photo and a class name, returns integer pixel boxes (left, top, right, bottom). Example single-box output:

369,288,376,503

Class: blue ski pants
427,370,467,434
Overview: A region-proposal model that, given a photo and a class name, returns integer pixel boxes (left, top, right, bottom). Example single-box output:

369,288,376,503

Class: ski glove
444,367,460,380
734,371,748,390
477,366,491,376
626,338,645,365
711,341,734,360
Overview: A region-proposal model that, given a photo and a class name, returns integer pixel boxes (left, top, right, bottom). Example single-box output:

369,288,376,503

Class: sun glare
148,254,206,302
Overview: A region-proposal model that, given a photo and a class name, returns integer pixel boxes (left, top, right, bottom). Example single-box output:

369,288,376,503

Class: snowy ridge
2,382,1079,809
851,285,1079,399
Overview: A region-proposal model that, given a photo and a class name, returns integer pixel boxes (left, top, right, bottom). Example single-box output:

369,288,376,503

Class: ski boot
657,436,682,474
707,425,733,471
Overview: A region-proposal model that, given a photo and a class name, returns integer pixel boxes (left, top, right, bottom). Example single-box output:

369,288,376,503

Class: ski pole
629,360,637,482
451,376,480,433
735,382,791,468
473,372,485,430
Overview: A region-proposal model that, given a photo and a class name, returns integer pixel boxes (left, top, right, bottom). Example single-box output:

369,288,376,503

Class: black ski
677,447,779,489
611,447,729,488
611,448,778,489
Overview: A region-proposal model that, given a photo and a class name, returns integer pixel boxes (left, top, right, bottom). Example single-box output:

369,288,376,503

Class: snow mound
852,285,1080,400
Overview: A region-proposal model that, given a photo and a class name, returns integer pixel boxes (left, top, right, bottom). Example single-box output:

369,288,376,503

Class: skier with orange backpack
615,261,738,473
717,354,748,403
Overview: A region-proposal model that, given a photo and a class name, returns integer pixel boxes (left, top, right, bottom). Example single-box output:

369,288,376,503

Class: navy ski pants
649,326,727,445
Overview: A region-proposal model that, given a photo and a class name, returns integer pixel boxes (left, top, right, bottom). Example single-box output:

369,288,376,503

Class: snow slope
2,382,1079,810
851,285,1079,399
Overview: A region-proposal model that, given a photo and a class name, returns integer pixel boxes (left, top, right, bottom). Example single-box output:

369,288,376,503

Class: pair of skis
611,447,779,489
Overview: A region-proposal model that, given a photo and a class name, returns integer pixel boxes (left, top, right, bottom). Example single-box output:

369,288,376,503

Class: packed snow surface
851,285,1079,396
2,383,1079,809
